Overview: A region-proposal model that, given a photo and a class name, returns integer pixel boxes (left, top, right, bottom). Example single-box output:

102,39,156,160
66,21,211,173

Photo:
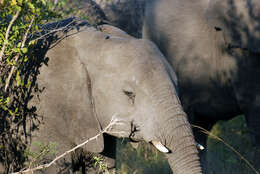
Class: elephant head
29,19,202,174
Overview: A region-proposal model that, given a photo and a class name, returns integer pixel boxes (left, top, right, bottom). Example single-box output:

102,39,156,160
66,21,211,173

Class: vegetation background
0,0,258,173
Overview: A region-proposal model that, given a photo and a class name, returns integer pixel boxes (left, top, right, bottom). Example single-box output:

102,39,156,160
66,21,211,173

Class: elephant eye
214,26,222,31
123,90,135,104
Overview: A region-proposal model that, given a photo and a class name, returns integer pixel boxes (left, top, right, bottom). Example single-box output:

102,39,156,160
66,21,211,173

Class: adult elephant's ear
69,63,105,153
34,40,104,154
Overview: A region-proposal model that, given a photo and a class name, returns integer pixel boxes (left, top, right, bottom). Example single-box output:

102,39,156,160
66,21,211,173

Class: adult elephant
2,18,202,174
143,0,260,172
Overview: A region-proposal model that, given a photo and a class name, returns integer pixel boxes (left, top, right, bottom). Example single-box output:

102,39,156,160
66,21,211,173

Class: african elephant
2,18,202,174
143,0,260,172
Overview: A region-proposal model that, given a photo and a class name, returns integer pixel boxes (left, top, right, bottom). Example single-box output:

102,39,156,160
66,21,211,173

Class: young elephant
4,18,202,174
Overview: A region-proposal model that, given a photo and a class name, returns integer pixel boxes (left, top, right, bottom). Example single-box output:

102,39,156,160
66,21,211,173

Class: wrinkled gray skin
143,0,260,172
5,18,202,174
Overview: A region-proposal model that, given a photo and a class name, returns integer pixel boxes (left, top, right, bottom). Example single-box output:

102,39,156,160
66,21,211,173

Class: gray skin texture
91,0,145,37
6,18,202,174
143,0,260,172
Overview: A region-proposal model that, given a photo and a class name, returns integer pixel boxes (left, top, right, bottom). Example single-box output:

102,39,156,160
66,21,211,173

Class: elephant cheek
106,118,132,138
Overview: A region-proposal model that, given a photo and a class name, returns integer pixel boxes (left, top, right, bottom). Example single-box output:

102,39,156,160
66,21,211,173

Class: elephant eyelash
123,90,135,104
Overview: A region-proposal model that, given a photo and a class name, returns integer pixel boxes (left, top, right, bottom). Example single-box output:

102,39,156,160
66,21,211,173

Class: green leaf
27,2,35,13
2,105,8,111
0,33,4,39
21,47,28,54
29,40,36,46
5,97,10,104
11,0,17,6
17,0,22,5
15,5,22,11
12,48,20,53
14,107,19,114
16,70,21,87
40,0,46,6
17,42,21,48
25,80,31,88
24,56,28,62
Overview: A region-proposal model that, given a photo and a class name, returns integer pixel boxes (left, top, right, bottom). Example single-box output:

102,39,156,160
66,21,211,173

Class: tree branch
0,11,20,62
3,16,76,92
4,16,35,92
30,19,77,42
10,117,119,174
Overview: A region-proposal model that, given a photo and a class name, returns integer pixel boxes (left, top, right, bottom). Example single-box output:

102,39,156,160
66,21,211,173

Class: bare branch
0,11,20,62
10,117,119,174
30,19,77,42
4,16,35,92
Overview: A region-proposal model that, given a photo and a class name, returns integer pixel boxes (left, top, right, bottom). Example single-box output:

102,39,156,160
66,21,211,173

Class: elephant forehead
101,38,166,71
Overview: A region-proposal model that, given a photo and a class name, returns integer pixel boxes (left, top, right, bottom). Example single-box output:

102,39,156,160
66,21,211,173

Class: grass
116,115,259,174
116,140,171,174
207,115,257,174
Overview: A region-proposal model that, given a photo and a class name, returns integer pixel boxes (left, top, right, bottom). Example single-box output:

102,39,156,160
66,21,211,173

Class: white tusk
151,141,170,153
196,143,205,150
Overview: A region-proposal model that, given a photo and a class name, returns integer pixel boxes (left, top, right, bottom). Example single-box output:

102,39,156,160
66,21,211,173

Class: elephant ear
35,38,104,153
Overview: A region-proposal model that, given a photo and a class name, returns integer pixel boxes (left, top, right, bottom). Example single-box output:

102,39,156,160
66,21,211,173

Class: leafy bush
0,0,64,172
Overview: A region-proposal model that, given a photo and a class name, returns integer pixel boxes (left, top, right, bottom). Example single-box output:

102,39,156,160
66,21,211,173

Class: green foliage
0,0,65,172
93,156,112,174
116,140,171,174
49,0,106,25
24,141,58,167
207,115,256,174
51,0,87,19
0,0,103,172
0,0,59,116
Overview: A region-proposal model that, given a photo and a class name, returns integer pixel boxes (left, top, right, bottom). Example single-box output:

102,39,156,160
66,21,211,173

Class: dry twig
10,117,119,174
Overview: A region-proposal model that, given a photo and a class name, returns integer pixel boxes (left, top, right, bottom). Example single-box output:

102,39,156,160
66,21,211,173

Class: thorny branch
10,117,119,174
0,11,20,62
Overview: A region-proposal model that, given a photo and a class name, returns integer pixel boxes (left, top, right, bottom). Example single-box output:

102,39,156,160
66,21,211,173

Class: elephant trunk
150,81,202,174
164,114,202,174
